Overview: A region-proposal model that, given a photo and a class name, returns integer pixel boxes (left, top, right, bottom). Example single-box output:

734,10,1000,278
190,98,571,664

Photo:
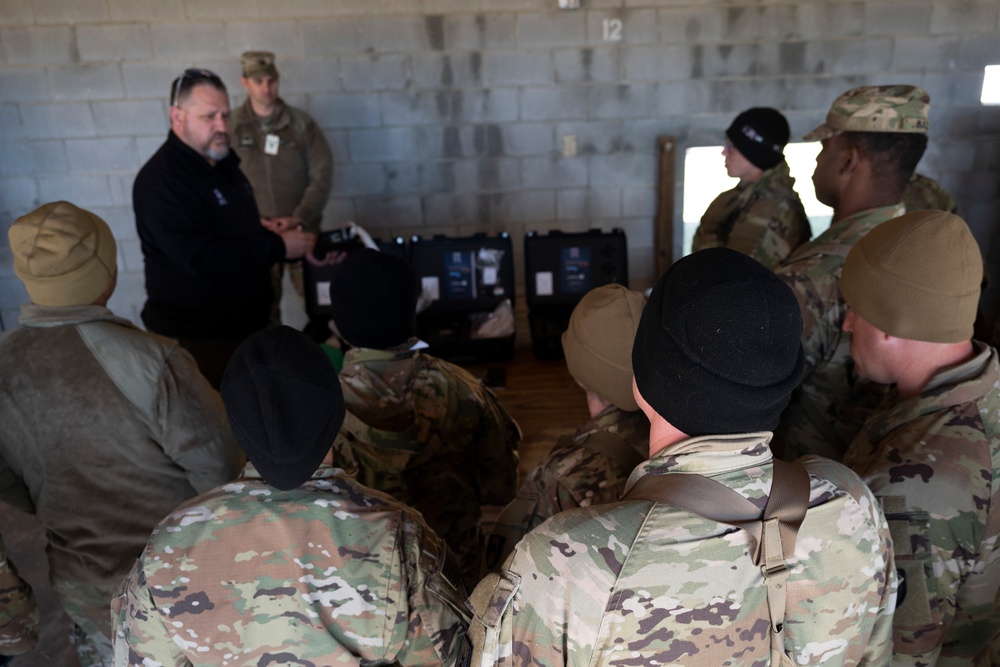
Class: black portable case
410,232,516,364
524,228,629,359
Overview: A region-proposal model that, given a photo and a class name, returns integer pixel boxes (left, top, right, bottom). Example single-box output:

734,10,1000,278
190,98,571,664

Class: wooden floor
1,336,590,667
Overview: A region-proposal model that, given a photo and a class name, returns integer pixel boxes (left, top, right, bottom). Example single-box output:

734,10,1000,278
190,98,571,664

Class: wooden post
654,135,676,280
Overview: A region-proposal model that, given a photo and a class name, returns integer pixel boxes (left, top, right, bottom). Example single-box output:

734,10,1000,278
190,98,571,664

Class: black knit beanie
632,248,804,436
221,326,346,490
328,249,419,349
726,107,790,170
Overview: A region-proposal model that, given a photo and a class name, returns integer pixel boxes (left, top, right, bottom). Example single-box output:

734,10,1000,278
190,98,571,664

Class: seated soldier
0,532,37,665
466,248,895,667
483,284,648,572
325,249,520,588
839,211,999,665
113,327,470,666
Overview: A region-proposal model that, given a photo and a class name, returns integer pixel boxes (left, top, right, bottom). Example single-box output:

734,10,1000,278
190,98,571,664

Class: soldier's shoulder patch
455,634,474,667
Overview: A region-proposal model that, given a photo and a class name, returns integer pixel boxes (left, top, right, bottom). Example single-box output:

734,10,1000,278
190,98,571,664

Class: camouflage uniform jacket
466,433,896,667
901,173,958,215
843,343,1000,667
333,344,521,585
0,534,37,657
230,98,333,233
483,407,649,573
692,161,812,270
772,203,906,461
112,462,471,667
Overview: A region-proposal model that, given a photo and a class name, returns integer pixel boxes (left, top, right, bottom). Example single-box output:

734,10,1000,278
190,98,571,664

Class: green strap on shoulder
624,459,810,666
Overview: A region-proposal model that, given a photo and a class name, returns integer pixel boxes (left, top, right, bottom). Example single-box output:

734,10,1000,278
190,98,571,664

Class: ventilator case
410,232,516,364
303,234,407,318
524,228,629,359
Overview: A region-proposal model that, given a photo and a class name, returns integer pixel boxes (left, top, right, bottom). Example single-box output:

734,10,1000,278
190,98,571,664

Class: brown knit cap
841,210,982,343
561,284,646,412
8,201,117,307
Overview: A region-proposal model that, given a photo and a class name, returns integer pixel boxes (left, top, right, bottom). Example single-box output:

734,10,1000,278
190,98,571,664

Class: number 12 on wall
603,19,623,42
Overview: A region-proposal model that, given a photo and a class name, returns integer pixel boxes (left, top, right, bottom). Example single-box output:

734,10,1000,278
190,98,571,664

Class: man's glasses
172,68,222,106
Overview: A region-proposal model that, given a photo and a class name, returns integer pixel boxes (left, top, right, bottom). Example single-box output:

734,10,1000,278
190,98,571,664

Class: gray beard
206,144,230,162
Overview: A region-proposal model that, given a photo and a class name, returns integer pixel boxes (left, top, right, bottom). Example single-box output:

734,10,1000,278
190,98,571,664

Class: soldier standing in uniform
483,284,648,573
465,248,895,667
693,107,811,270
326,249,520,588
113,327,470,666
839,211,1000,666
231,51,334,326
772,85,930,461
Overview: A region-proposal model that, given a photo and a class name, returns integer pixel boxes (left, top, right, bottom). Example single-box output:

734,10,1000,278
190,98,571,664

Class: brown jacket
0,304,241,631
230,98,333,233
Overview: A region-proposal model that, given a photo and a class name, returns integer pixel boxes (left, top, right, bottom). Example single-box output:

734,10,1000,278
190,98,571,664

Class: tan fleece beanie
561,284,646,412
8,201,117,307
841,210,981,343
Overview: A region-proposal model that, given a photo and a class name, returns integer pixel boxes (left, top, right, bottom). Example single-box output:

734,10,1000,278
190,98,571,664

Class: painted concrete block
518,12,586,49
32,0,109,24
481,51,553,86
521,86,589,122
123,63,183,100
185,0,259,21
342,55,411,91
556,119,626,155
21,103,96,139
77,24,153,62
450,88,520,124
374,15,442,52
502,123,555,156
354,195,424,228
585,9,659,46
333,163,387,197
658,7,725,44
591,83,656,120
413,52,484,89
35,174,110,207
1,26,75,64
0,177,39,214
453,158,522,192
108,0,184,21
864,2,933,36
623,45,693,82
892,37,959,71
348,127,417,162
589,153,657,187
151,23,228,59
557,187,622,219
0,0,36,26
0,68,52,103
521,155,588,189
554,47,622,83
795,3,865,40
303,17,373,55
0,141,68,176
65,137,138,172
930,0,998,34
225,22,299,58
309,93,382,129
443,13,517,50
49,64,124,101
92,100,168,137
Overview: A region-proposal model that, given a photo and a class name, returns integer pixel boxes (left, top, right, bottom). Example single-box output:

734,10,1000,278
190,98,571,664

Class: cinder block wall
2,0,999,330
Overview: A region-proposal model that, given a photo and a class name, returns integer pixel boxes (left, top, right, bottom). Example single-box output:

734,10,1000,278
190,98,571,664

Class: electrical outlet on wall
558,0,580,8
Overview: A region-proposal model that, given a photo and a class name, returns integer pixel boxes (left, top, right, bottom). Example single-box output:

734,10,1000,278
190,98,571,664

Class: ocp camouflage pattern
467,433,897,667
844,343,1000,666
112,463,470,666
772,203,905,461
333,344,520,586
693,161,811,270
0,534,37,657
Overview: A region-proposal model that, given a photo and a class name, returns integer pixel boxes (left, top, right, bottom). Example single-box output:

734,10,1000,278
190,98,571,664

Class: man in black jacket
133,69,315,388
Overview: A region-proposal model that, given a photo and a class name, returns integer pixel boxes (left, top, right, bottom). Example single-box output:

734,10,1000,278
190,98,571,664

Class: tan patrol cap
804,84,930,141
241,51,278,78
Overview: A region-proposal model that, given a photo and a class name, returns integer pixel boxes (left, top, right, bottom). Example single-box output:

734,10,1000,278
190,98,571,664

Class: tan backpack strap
624,459,811,666
577,430,646,474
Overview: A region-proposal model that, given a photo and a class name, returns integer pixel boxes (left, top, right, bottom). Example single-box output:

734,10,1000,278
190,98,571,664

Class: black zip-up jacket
133,131,285,339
